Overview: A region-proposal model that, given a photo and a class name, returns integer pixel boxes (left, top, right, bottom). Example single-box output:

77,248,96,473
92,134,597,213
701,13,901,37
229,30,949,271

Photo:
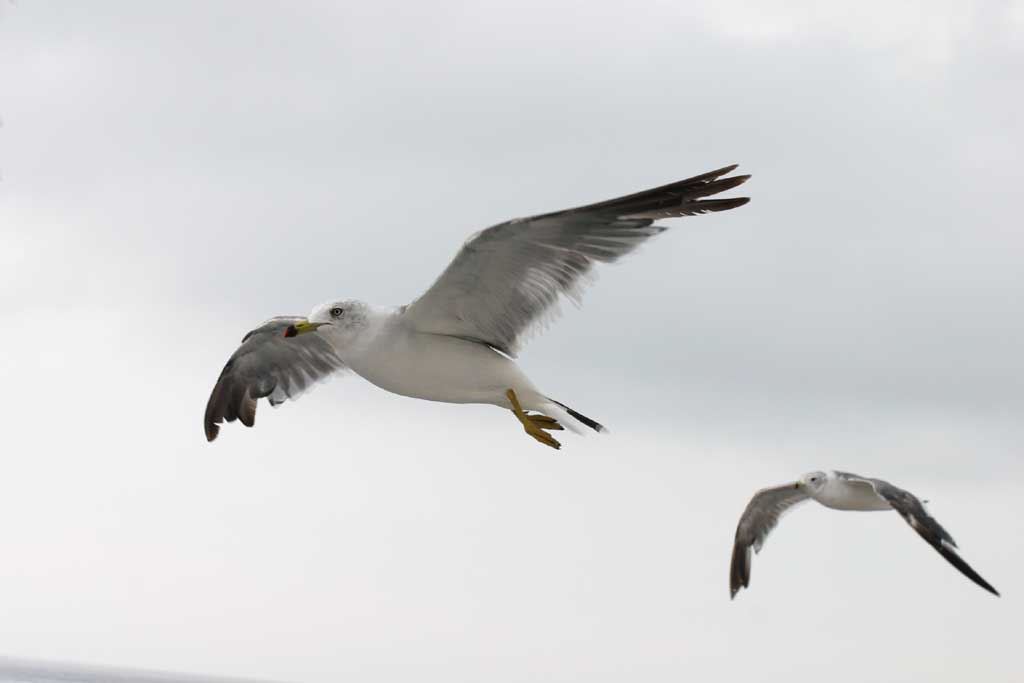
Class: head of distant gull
797,471,827,491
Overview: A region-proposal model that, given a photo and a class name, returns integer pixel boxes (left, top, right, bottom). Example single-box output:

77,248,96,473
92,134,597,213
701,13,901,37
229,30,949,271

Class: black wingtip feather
729,543,749,599
686,164,740,182
238,392,257,428
935,543,1000,596
696,174,751,196
204,379,225,442
555,164,752,220
880,481,1000,597
693,196,751,213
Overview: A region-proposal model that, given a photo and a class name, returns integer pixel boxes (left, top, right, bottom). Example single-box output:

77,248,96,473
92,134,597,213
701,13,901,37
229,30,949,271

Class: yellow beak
283,320,326,338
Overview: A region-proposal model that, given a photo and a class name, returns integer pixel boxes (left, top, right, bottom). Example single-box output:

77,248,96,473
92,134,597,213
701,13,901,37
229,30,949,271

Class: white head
283,299,371,344
798,470,829,492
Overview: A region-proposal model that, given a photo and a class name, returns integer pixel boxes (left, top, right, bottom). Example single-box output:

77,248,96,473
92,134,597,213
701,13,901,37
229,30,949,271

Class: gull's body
204,165,750,447
330,304,549,414
809,473,892,511
730,470,999,598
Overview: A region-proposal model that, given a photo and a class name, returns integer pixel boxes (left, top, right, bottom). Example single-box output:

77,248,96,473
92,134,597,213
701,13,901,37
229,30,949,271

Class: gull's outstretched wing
845,475,1000,596
401,165,750,356
730,482,810,599
204,317,347,442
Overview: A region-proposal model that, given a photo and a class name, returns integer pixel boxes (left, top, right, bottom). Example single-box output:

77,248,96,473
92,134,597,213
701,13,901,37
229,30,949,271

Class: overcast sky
1,1,1022,681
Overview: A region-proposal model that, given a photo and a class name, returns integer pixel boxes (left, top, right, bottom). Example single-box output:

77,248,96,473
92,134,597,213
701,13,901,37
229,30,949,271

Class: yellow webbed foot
526,414,563,430
524,419,563,449
506,389,564,450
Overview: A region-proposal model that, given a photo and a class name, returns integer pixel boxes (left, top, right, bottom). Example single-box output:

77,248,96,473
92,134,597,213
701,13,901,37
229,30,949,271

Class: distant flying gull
729,470,999,598
204,165,750,448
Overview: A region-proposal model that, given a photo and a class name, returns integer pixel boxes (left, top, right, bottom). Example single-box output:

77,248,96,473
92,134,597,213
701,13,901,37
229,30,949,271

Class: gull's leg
505,388,564,450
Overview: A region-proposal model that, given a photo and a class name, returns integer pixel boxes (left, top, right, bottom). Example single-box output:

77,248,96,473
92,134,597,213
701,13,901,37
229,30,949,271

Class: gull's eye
330,307,343,318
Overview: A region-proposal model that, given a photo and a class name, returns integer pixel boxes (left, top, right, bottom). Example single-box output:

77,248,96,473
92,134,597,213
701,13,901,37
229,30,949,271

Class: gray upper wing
847,475,1000,596
204,317,347,442
401,165,750,356
730,482,811,598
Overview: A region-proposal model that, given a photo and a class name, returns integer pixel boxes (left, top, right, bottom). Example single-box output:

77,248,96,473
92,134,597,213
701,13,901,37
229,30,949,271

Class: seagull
729,470,999,598
204,164,750,448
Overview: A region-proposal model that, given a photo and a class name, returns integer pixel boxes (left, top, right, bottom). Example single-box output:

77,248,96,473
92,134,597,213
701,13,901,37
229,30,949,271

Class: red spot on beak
283,325,298,338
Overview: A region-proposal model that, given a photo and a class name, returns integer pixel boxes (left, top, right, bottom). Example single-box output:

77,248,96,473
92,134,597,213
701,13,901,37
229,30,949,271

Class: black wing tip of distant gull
729,542,750,600
936,543,1001,596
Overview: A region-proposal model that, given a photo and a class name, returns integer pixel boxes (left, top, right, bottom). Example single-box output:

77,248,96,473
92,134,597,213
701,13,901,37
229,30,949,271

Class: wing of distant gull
730,482,811,598
729,470,999,599
204,317,347,441
834,471,1000,596
205,165,750,448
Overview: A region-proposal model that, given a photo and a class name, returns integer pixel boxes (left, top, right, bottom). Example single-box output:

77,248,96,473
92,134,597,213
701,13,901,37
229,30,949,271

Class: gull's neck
330,303,397,362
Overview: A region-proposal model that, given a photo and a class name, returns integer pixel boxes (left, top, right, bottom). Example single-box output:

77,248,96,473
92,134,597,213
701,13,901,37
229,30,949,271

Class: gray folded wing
730,483,810,598
204,317,347,442
845,475,1000,596
401,165,750,356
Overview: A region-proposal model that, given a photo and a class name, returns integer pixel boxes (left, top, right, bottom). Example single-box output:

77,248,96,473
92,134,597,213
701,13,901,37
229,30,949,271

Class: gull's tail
546,397,605,434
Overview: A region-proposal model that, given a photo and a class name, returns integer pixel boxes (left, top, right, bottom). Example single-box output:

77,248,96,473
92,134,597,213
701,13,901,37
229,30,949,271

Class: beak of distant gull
283,320,327,338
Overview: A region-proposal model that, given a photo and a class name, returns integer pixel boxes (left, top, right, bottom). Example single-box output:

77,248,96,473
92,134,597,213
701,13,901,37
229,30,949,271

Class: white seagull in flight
730,470,1000,598
204,165,749,449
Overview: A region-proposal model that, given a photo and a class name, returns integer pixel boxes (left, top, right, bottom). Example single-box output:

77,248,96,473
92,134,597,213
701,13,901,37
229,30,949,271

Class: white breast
813,478,891,511
344,316,538,406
